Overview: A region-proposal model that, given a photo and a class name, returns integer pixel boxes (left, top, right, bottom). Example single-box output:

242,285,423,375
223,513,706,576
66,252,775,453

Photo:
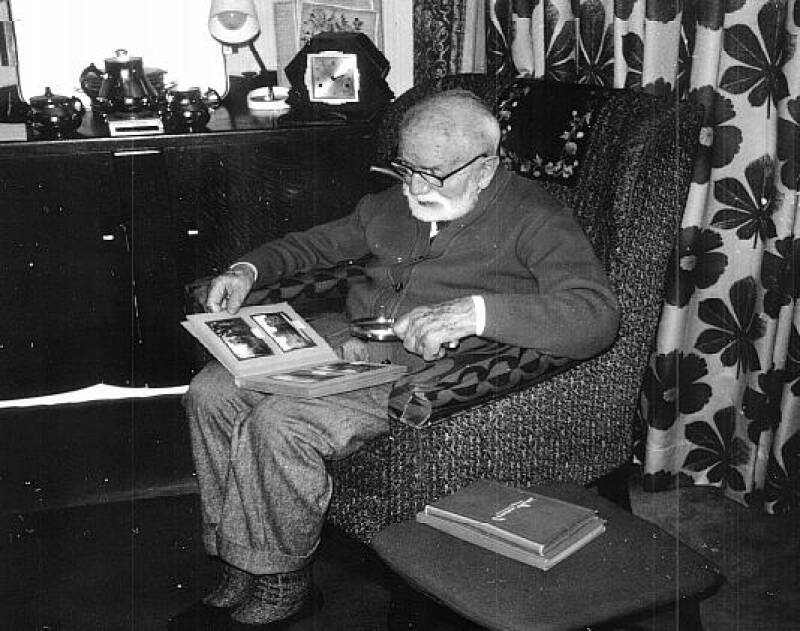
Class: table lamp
208,0,277,107
208,0,260,46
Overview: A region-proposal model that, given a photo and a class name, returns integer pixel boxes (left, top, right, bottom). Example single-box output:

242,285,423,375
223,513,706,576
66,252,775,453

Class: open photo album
182,303,407,398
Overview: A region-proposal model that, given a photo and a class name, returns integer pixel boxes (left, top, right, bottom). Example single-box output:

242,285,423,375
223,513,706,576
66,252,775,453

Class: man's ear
477,155,500,189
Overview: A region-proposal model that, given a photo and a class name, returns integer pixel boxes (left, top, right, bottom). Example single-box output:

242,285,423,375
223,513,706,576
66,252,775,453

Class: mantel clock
284,32,393,122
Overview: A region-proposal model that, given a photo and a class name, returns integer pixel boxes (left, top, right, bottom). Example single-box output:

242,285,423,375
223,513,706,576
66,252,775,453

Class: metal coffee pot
80,49,163,119
26,87,85,138
163,86,220,132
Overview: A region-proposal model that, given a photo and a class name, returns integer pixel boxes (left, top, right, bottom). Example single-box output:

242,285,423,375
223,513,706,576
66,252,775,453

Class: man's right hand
205,264,256,314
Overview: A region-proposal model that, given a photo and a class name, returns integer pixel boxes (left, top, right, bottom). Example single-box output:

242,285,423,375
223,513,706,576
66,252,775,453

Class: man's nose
408,172,432,196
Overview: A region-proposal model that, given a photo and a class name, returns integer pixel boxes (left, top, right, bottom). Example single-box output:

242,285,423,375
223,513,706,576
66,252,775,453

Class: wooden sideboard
0,109,378,400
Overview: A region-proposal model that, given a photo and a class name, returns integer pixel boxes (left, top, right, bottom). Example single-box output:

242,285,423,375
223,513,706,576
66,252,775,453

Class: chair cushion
498,79,611,186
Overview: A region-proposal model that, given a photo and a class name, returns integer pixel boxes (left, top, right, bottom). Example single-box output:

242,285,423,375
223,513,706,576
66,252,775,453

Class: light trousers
183,315,419,574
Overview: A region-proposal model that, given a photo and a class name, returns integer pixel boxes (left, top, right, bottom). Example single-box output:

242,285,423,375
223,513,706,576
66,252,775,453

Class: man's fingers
401,321,446,360
395,300,472,358
205,274,253,314
226,295,242,314
225,286,248,314
205,279,228,313
394,307,430,341
422,330,447,360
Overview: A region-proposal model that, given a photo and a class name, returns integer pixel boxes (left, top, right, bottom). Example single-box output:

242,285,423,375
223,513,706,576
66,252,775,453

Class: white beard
403,178,481,223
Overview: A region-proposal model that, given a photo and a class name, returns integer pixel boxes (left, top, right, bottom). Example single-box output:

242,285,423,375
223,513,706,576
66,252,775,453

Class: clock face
306,52,360,104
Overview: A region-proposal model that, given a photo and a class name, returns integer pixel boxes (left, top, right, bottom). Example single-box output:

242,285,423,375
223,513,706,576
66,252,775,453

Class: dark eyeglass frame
388,153,488,188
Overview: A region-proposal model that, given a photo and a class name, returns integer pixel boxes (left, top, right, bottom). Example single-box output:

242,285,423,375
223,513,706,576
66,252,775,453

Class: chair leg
588,463,633,512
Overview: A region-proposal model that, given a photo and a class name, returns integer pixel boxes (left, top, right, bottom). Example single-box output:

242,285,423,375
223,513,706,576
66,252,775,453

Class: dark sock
232,566,312,625
202,562,256,608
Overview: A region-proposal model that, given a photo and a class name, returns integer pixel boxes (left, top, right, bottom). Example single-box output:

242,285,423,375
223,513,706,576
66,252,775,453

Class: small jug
164,86,220,132
27,87,85,138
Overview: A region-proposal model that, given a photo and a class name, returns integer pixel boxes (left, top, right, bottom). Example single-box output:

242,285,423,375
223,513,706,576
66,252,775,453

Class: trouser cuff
218,536,319,574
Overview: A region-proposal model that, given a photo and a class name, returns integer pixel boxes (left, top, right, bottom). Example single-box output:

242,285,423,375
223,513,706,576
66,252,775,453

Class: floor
2,472,798,631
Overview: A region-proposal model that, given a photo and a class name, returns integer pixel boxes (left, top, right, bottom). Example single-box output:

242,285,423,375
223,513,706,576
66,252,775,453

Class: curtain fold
414,0,488,82
487,0,799,514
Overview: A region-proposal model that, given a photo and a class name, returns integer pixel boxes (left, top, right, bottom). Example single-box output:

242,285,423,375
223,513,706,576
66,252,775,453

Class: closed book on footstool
416,480,605,569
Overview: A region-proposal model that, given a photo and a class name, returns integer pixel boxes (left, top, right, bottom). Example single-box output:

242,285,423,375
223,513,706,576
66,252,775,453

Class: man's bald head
398,89,500,161
395,90,501,223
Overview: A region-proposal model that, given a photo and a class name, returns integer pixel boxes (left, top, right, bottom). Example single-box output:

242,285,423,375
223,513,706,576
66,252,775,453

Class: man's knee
247,395,387,461
183,361,240,416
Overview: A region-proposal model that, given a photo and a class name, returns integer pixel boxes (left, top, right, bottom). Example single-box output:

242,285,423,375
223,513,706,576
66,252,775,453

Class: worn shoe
231,565,313,625
202,562,256,608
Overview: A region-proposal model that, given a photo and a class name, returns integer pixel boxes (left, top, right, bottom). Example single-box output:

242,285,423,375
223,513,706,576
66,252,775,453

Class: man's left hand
393,297,476,361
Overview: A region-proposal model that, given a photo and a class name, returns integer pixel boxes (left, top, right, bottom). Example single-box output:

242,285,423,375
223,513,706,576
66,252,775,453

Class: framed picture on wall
299,2,380,48
272,0,381,87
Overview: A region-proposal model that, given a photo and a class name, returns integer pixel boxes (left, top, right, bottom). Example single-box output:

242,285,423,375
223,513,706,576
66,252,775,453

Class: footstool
373,482,723,631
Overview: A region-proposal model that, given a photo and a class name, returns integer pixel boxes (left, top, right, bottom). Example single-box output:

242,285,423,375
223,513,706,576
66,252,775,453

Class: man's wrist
228,261,258,284
471,295,486,335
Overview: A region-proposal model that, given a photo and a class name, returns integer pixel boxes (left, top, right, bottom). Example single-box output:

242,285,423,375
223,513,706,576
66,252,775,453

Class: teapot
163,86,220,132
80,49,163,118
26,87,85,138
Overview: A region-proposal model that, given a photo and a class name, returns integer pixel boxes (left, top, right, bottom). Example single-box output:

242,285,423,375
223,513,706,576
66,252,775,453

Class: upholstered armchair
188,75,702,545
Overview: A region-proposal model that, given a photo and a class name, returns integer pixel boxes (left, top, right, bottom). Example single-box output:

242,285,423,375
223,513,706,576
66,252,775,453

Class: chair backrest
514,83,703,315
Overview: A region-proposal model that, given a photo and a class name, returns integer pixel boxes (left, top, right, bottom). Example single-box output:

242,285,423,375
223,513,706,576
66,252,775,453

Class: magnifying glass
349,315,398,341
349,315,459,348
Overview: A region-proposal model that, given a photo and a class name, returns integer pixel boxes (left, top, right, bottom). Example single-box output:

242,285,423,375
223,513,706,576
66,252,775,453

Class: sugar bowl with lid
27,87,86,138
163,86,220,132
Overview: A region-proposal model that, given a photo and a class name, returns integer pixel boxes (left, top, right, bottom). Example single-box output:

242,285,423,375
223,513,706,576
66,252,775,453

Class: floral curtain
414,0,487,83
489,0,800,514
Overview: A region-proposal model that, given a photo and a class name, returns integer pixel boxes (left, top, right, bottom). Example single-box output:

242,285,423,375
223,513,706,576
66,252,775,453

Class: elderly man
184,89,619,625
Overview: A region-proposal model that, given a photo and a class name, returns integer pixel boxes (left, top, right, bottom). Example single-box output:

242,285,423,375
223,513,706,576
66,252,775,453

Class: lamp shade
208,0,260,45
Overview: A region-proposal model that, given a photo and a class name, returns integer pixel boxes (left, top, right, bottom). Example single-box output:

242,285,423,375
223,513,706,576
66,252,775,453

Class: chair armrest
185,264,574,433
388,342,576,429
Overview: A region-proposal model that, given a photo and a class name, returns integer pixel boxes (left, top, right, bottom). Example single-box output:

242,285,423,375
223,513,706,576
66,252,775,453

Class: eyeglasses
385,153,488,188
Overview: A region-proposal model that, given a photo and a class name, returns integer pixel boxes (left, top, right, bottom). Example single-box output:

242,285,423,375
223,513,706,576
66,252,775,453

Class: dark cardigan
239,168,619,360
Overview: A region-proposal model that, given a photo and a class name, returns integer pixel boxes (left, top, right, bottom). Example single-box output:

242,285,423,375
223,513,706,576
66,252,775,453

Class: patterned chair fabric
187,76,702,543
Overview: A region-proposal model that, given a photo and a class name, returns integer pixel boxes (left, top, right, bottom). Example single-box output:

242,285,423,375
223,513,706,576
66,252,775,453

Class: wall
10,0,227,99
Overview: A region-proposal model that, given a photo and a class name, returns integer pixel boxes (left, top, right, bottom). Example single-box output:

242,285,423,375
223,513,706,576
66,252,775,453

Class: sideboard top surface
0,107,375,157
